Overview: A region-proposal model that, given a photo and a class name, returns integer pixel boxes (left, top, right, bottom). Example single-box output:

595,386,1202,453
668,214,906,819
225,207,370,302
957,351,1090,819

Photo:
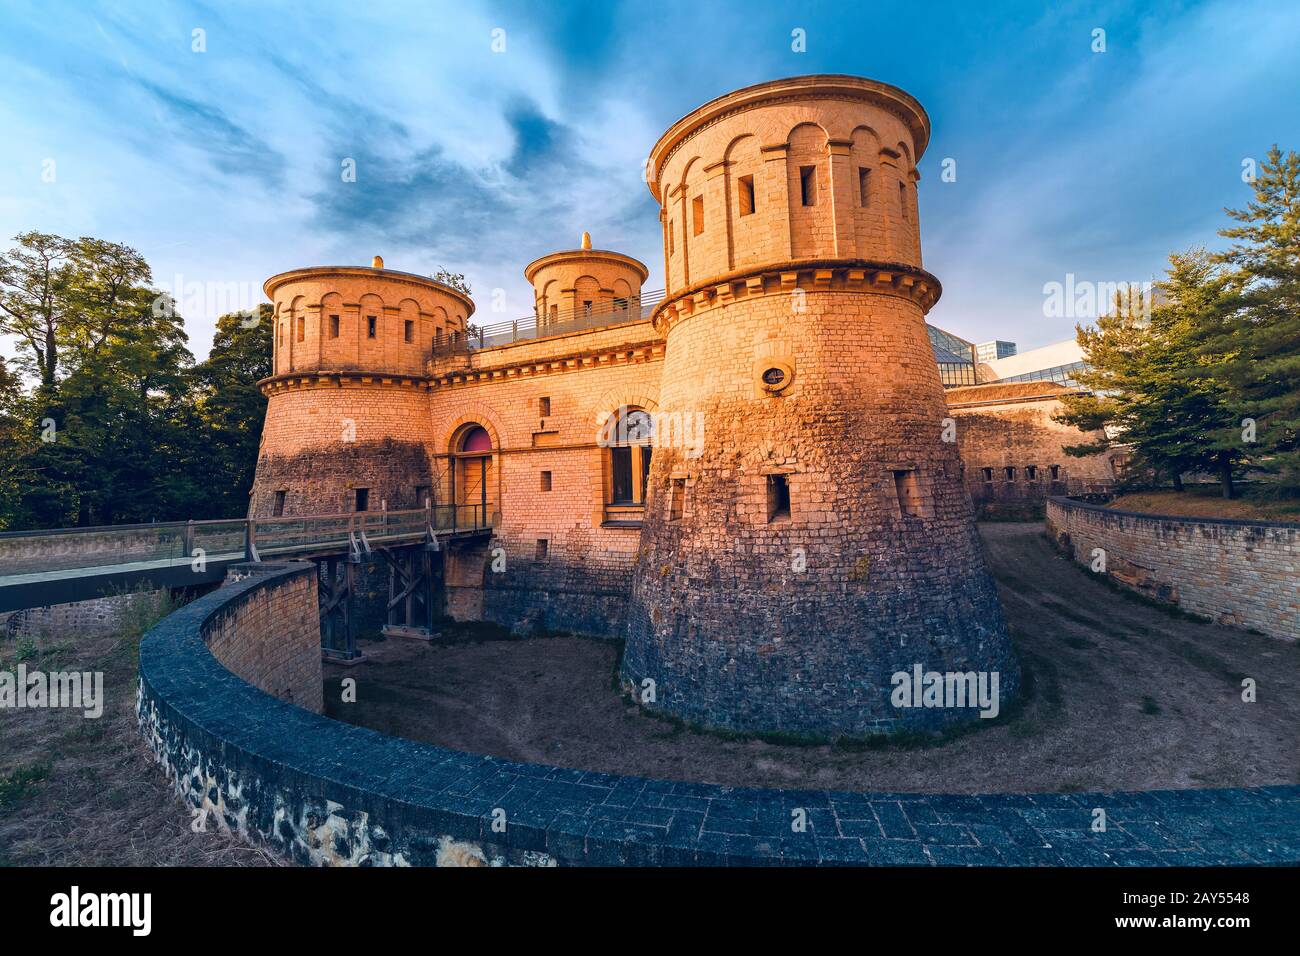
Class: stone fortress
250,75,1118,737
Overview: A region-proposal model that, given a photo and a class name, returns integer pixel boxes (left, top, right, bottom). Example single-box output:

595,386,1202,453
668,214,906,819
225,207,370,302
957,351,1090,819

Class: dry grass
0,590,279,867
1108,487,1300,522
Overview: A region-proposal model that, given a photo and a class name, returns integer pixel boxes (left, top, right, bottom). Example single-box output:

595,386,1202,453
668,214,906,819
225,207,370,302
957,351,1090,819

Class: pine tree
1195,145,1300,494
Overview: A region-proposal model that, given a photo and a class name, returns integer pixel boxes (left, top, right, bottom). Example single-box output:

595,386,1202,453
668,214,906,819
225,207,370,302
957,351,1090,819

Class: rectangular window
900,182,909,221
414,485,430,507
800,165,817,206
367,315,377,338
583,300,593,319
668,220,675,256
611,446,633,504
1050,464,1061,481
669,478,685,521
858,167,870,206
738,175,755,216
535,539,549,560
692,195,704,235
278,324,284,347
766,474,791,522
272,490,286,517
354,488,369,512
893,469,923,517
329,314,340,338
1004,466,1016,481
296,316,305,342
404,319,414,343
549,304,557,322
539,470,553,492
981,467,993,483
539,396,551,417
1026,465,1038,481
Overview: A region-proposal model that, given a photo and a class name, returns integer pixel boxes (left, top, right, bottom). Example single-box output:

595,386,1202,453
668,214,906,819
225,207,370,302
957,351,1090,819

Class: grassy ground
1108,486,1300,522
0,591,279,867
326,522,1300,794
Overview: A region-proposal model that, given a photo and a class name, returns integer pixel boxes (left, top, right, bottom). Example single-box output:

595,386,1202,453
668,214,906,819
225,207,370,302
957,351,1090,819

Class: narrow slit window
893,469,923,517
404,319,414,343
354,488,369,512
296,316,305,342
535,539,549,560
272,490,286,517
766,474,791,522
800,165,817,206
899,182,909,221
692,194,704,235
539,396,551,417
668,220,674,256
858,167,871,206
738,175,755,216
549,304,558,323
367,315,377,338
540,470,552,492
669,478,685,521
329,314,340,338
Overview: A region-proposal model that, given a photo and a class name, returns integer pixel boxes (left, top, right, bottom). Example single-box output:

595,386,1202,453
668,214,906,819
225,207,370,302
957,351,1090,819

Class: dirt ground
0,597,279,866
326,523,1300,794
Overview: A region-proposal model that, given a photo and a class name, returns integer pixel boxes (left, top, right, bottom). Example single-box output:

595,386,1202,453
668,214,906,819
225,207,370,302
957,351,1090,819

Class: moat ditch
323,522,1300,795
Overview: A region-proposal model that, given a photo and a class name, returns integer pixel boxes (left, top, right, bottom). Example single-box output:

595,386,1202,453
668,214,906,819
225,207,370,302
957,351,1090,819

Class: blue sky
2,0,1298,360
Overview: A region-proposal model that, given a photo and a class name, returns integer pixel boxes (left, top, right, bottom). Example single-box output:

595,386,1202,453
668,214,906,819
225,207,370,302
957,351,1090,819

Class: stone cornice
429,339,665,390
650,259,943,335
263,266,476,317
258,370,430,396
523,248,650,284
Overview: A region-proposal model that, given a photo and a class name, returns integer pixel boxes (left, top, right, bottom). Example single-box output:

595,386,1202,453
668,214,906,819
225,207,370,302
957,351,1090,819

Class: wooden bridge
0,504,495,660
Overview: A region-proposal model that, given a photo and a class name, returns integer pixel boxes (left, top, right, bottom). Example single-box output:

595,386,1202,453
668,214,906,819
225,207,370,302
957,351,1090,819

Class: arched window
605,406,652,517
451,425,494,525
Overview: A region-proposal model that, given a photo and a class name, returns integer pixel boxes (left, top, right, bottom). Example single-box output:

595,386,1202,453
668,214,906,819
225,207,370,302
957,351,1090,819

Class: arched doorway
451,424,493,527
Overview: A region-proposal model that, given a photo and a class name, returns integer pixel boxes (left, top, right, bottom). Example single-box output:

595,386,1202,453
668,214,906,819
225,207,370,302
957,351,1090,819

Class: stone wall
136,557,1300,866
948,382,1119,519
1,589,166,641
1046,497,1299,640
206,562,323,713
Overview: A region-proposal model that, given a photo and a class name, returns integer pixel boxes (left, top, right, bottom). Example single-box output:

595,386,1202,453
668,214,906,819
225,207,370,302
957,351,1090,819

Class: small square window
367,315,377,338
540,471,552,492
800,165,816,206
669,478,685,521
893,469,923,517
738,175,755,216
539,396,551,417
404,319,414,343
766,474,791,522
535,539,549,560
329,314,340,338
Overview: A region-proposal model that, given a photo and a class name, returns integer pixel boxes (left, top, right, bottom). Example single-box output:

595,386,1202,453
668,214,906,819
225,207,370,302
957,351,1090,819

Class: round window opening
762,367,788,390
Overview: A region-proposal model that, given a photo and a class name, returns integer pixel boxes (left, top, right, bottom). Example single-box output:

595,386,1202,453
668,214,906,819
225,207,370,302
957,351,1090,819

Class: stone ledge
137,564,1300,866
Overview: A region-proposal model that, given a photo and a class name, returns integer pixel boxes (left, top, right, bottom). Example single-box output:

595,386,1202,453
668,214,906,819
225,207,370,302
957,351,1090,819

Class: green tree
190,305,273,518
1195,145,1300,493
1056,259,1240,494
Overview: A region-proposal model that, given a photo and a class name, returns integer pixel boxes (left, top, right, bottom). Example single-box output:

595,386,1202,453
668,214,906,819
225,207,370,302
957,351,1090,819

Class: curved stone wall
1046,497,1300,640
137,559,1297,866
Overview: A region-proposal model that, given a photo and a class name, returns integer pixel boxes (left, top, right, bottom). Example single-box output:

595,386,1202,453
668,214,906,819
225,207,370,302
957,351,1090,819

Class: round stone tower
621,75,1018,737
250,258,473,517
524,232,649,330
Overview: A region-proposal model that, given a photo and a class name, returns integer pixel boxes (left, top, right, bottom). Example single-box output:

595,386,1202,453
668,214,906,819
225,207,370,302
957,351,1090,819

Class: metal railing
0,504,496,578
433,290,664,356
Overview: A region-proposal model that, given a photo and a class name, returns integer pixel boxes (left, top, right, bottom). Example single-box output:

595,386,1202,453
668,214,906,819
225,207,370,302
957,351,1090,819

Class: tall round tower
524,231,649,330
622,75,1018,737
250,258,473,517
